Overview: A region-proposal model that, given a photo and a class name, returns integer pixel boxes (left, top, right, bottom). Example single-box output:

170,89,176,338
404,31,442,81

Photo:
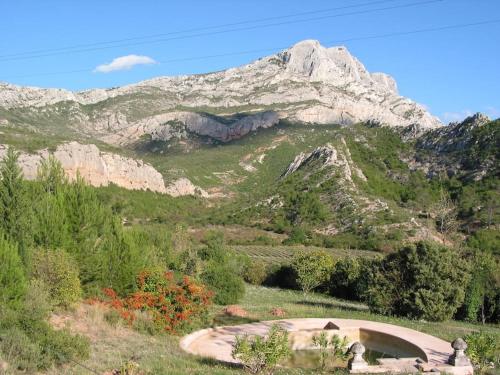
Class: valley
0,37,498,375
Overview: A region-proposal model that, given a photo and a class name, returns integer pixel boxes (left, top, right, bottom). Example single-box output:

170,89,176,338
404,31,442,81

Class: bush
329,257,375,301
291,250,334,293
243,260,268,285
31,248,82,308
0,235,27,307
283,227,308,245
202,263,245,305
364,241,470,321
232,324,291,374
0,327,42,372
464,331,500,372
0,306,90,371
102,270,213,333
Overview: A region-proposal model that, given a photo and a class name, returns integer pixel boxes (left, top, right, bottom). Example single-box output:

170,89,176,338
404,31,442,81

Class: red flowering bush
101,270,213,333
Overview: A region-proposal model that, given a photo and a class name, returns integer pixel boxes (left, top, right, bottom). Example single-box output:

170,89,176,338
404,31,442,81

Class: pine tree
37,156,66,194
0,234,27,307
0,147,31,264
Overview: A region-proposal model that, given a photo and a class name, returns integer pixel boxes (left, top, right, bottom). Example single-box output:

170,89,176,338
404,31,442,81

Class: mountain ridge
0,40,441,147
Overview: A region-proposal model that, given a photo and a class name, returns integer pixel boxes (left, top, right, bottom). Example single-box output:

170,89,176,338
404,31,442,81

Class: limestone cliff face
0,142,167,193
165,178,209,198
0,40,441,146
282,139,366,184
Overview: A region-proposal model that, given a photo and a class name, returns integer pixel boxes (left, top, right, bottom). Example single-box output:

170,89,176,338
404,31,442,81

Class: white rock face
0,142,167,193
282,139,366,184
165,178,209,198
0,40,441,145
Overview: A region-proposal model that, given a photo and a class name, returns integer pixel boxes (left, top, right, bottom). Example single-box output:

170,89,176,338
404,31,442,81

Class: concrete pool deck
180,318,474,374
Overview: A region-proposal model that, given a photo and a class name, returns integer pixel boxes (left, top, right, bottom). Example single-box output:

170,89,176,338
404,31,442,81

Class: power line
0,0,406,59
3,18,498,80
0,0,442,63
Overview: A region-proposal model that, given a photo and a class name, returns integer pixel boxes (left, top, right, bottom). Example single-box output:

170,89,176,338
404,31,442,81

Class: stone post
448,338,471,366
348,342,368,371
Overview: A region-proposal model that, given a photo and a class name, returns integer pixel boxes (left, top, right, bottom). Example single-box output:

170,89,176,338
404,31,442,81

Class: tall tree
37,156,66,194
0,147,31,264
434,189,458,241
0,234,27,307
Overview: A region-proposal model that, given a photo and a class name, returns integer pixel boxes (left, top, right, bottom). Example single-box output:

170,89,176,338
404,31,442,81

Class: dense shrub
31,248,82,308
101,270,213,333
329,257,376,301
0,282,90,372
202,263,245,305
464,331,500,372
283,227,308,245
291,250,335,293
364,241,470,321
195,231,246,304
467,229,500,256
243,260,268,285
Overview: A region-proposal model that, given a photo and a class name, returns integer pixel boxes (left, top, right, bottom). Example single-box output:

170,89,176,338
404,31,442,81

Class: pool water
282,348,388,369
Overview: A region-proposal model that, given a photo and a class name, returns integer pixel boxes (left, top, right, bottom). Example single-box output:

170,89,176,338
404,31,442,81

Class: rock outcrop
165,178,209,198
413,113,497,180
0,142,167,193
282,139,366,184
0,40,441,146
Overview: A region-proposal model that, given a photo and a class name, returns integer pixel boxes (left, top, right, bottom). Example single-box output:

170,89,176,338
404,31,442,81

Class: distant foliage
232,324,291,374
365,241,470,321
291,250,334,294
100,270,213,334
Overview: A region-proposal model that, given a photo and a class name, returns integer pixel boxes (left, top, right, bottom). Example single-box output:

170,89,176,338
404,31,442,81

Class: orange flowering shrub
101,270,213,333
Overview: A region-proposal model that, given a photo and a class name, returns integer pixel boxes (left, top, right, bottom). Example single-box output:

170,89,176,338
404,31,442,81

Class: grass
36,285,499,375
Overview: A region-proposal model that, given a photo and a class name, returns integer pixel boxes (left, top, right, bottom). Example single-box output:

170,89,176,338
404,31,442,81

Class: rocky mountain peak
450,112,491,128
0,40,442,146
277,40,397,94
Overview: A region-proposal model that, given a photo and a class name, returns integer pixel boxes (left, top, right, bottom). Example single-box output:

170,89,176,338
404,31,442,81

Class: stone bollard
448,338,471,367
348,342,368,371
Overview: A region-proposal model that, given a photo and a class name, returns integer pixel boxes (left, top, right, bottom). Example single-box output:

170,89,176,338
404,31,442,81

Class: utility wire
3,18,498,80
0,0,406,59
0,0,442,63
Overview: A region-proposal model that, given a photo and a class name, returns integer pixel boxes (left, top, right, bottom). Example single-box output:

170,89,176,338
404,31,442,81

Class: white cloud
440,110,473,124
94,55,157,73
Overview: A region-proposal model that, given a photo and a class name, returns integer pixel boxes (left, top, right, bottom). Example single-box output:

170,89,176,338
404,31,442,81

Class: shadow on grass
295,300,368,312
196,356,241,369
212,314,259,326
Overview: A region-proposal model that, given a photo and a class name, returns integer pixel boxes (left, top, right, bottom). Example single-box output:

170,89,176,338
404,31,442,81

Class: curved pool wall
285,328,426,360
180,318,473,374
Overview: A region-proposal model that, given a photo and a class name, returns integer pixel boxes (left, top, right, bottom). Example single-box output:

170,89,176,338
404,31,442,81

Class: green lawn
44,285,499,375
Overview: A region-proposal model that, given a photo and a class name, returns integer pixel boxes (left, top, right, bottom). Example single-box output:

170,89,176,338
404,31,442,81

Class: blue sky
1,0,499,123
